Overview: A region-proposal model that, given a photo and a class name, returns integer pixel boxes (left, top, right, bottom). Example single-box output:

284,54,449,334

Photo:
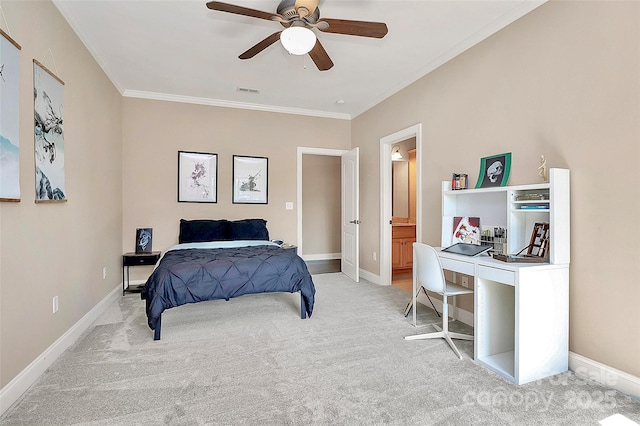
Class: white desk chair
404,243,474,359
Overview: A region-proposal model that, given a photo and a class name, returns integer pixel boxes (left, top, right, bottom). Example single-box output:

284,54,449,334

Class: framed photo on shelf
178,151,217,203
232,155,268,204
476,152,511,188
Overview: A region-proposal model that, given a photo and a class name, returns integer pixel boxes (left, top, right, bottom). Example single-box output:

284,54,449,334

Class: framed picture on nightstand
135,228,153,253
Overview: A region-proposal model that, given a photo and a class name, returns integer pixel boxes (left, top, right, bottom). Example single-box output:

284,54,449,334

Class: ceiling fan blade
318,18,388,38
206,1,280,21
308,39,334,71
239,31,282,59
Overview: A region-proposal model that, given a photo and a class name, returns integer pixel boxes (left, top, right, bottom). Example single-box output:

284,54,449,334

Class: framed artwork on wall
232,155,268,204
0,28,22,202
178,151,218,203
34,59,66,202
476,152,511,188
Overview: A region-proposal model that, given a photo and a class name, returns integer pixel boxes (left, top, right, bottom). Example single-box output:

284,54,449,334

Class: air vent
237,87,260,94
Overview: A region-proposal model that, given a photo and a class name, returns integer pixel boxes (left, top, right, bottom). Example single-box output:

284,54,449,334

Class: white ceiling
53,0,546,119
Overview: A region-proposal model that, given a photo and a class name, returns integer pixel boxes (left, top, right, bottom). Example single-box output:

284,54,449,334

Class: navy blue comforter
141,245,315,338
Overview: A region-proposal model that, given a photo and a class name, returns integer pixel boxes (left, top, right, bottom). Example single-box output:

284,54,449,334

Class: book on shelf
519,205,548,210
515,193,547,201
451,173,468,190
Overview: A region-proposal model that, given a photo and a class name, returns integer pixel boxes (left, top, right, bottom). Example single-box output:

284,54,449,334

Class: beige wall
122,98,350,275
0,1,123,388
301,154,341,256
353,1,640,377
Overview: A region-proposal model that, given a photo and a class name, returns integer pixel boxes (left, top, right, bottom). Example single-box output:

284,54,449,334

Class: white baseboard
569,352,640,400
359,268,380,285
302,252,341,261
0,285,121,416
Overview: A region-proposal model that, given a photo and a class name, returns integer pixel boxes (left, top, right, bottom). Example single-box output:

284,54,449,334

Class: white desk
436,250,569,385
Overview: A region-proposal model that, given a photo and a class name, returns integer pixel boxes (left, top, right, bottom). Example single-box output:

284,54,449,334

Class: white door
341,147,359,282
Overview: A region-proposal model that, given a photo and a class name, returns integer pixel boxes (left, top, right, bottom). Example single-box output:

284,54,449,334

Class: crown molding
122,90,352,121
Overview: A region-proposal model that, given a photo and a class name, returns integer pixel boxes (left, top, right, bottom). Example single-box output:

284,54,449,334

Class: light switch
285,202,293,210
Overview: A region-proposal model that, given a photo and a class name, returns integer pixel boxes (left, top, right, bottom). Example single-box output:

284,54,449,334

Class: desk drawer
478,265,515,285
440,257,475,275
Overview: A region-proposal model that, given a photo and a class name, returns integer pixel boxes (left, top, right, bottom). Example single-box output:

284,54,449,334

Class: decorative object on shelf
178,151,217,203
233,155,268,204
527,222,549,257
135,228,153,253
0,28,21,202
452,216,481,244
480,226,507,255
476,152,511,188
493,222,549,262
451,173,468,190
492,253,545,263
33,59,66,202
538,154,547,182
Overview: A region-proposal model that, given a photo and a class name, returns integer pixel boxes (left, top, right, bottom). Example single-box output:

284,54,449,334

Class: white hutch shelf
438,168,570,384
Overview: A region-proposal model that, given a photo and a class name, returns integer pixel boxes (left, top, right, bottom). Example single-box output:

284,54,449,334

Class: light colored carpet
2,273,639,425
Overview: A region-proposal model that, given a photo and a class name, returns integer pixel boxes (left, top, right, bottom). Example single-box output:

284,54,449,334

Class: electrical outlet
461,275,469,287
372,251,377,261
52,296,59,314
103,267,107,280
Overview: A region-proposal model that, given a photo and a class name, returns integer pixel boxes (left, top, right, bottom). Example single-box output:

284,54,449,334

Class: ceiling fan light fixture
280,26,317,55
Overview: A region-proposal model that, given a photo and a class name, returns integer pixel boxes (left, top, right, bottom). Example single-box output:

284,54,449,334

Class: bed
141,218,315,340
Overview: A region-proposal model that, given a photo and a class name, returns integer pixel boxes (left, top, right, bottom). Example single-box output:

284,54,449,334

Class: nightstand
281,243,297,253
122,251,161,295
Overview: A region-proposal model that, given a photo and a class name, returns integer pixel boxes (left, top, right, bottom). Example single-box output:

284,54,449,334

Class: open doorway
380,124,423,287
297,147,359,278
391,139,417,293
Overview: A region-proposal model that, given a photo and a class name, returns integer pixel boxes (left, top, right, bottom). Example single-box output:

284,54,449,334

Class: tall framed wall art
33,59,66,202
178,151,218,203
0,28,21,202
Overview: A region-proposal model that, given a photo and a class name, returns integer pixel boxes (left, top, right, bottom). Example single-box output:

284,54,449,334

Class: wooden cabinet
392,225,416,270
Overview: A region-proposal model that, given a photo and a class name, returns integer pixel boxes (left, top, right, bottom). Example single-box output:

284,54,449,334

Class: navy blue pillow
229,219,269,240
179,219,231,243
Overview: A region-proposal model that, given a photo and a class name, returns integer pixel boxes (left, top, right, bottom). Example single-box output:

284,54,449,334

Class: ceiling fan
206,0,388,71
